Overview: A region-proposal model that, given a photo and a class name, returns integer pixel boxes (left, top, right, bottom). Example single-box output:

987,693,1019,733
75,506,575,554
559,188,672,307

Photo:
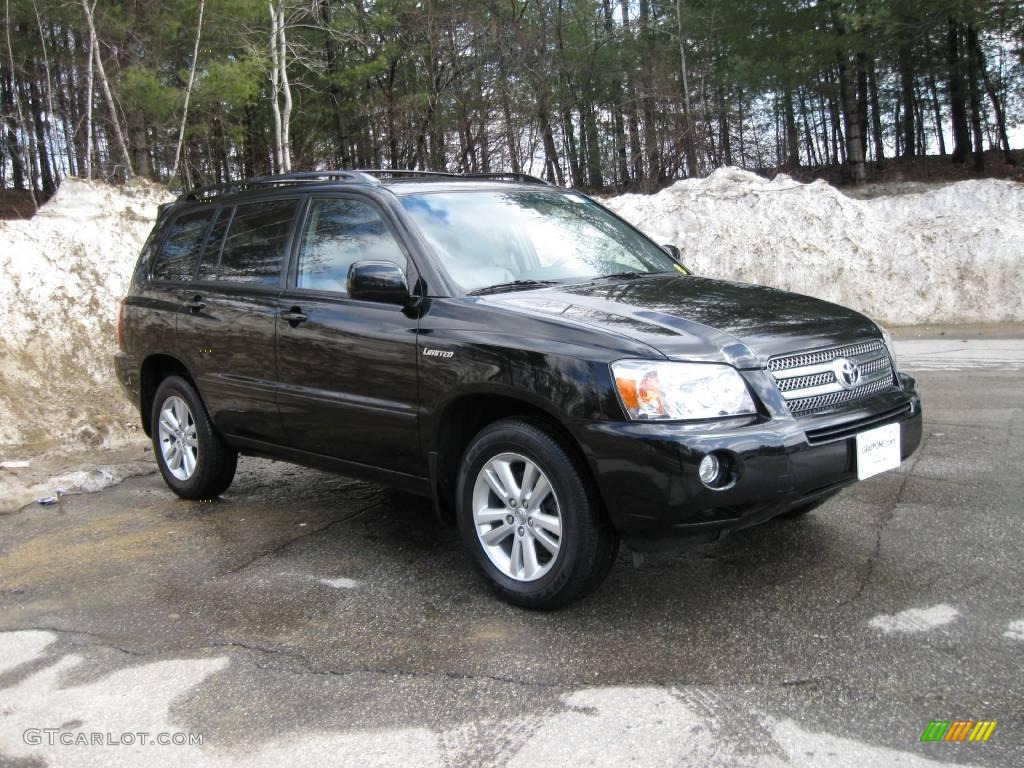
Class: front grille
768,339,897,415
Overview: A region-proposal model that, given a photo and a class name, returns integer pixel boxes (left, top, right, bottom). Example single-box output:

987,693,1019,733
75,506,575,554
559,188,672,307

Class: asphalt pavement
1,338,1021,767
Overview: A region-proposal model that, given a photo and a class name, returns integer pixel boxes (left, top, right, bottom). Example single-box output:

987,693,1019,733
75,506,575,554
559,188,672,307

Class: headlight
880,325,898,374
611,360,757,420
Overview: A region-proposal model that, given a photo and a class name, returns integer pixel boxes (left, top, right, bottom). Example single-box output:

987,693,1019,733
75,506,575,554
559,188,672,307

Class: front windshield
399,190,678,293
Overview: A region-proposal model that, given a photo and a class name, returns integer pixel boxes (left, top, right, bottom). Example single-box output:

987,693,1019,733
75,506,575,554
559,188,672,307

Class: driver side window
296,198,406,294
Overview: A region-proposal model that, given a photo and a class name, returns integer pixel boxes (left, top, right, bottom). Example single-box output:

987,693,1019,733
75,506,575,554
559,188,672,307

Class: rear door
130,206,215,367
274,194,422,475
177,197,300,443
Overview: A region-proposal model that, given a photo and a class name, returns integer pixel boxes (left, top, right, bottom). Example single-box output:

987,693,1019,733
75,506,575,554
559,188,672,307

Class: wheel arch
429,390,596,524
139,354,199,437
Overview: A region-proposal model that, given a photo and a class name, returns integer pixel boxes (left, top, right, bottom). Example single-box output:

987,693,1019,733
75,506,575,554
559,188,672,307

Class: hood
484,274,880,368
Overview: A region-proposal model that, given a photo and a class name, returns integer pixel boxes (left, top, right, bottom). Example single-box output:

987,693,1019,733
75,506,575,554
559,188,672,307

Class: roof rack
180,170,379,201
179,168,554,202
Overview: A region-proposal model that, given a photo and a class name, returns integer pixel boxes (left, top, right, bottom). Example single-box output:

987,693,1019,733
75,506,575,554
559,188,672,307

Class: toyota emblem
832,357,862,389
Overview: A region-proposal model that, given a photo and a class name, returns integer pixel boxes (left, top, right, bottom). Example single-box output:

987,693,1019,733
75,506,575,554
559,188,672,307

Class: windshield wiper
469,279,559,296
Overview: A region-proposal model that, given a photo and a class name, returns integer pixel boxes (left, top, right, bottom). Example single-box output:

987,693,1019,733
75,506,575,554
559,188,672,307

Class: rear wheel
152,376,237,499
456,419,618,609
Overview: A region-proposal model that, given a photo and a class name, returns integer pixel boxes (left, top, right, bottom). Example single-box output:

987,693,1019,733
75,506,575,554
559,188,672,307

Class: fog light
699,454,721,487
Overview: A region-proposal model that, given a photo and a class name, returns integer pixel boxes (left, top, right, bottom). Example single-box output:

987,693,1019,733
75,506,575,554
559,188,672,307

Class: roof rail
178,168,555,202
464,172,552,186
179,170,379,202
356,169,551,185
355,169,463,181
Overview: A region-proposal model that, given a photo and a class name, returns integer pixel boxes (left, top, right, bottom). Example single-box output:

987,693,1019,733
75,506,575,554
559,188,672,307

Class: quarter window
296,198,406,293
152,209,215,282
218,199,298,285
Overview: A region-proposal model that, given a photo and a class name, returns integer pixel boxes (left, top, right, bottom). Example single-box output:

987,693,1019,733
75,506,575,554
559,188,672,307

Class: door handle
186,295,205,313
282,306,308,326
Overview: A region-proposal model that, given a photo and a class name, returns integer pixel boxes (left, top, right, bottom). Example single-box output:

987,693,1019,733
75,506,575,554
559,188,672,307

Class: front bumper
578,373,922,546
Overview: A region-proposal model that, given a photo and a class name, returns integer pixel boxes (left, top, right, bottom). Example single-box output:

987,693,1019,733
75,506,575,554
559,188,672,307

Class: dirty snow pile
0,178,172,453
606,167,1024,326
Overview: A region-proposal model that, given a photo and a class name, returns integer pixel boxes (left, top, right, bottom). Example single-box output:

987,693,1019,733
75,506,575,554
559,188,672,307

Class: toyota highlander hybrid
115,170,922,608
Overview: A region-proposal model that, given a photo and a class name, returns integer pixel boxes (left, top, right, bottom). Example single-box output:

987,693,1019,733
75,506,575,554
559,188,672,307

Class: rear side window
152,209,215,282
196,206,232,282
296,198,407,293
218,199,298,286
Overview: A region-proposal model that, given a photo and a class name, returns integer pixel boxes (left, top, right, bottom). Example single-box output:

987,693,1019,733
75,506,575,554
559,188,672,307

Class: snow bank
0,178,172,453
605,167,1024,326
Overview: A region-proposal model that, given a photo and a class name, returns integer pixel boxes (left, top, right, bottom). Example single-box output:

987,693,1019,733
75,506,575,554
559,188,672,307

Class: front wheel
456,419,618,609
152,376,237,499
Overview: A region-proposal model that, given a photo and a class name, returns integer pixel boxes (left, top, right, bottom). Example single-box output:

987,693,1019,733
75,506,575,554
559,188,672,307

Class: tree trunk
538,102,563,186
867,59,884,161
28,76,55,195
718,85,731,167
947,18,971,164
927,71,946,156
4,2,33,198
856,52,869,160
834,15,865,185
675,0,698,177
80,0,133,178
798,90,819,166
278,3,291,171
1,69,26,189
898,43,915,157
582,99,603,190
964,24,985,172
171,0,204,182
968,26,1014,166
619,0,644,182
600,0,628,187
637,0,660,190
783,86,799,169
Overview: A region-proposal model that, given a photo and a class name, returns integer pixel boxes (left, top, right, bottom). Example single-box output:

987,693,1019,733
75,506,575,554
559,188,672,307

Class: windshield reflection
400,190,677,293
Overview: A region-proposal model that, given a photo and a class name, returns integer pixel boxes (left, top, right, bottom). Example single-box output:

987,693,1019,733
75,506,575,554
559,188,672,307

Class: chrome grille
768,339,897,415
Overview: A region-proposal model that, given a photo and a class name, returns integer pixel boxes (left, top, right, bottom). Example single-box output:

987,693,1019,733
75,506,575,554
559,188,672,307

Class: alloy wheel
471,452,563,582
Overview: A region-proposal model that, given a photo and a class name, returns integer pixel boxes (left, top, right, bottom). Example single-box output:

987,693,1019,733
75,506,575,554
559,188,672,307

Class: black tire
456,418,618,609
151,376,237,499
778,490,840,519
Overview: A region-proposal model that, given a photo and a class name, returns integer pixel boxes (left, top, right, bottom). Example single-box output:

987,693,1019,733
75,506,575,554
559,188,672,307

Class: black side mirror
661,244,691,275
347,261,410,305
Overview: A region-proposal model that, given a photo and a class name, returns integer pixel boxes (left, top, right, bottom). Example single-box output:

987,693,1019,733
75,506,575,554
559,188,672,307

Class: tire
151,375,237,500
456,418,619,609
778,490,840,519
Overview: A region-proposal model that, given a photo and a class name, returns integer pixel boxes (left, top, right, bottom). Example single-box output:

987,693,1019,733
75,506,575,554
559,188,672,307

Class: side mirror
347,260,410,305
661,244,691,275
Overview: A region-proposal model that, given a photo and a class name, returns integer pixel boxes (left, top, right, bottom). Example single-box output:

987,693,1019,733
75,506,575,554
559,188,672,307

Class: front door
275,195,422,476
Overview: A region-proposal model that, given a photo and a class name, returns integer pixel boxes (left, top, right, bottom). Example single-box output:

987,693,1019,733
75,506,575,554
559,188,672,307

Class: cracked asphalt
1,342,1022,767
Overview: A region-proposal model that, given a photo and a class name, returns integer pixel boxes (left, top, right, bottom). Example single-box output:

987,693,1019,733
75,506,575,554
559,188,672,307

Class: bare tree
268,1,292,173
80,0,133,178
84,3,94,179
171,0,205,183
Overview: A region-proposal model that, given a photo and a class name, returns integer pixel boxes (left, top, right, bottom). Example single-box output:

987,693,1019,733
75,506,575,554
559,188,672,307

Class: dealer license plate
855,423,902,480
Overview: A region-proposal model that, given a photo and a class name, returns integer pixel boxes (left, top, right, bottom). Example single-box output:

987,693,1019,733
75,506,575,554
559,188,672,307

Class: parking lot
1,338,1022,767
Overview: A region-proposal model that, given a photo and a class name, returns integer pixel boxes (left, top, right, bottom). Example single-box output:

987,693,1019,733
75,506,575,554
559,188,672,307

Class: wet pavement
1,345,1022,766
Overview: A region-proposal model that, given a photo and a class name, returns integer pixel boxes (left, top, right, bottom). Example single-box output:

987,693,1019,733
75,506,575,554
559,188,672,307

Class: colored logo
920,720,997,742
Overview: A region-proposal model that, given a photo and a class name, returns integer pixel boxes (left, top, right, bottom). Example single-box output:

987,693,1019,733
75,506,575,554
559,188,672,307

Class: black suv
116,170,922,608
